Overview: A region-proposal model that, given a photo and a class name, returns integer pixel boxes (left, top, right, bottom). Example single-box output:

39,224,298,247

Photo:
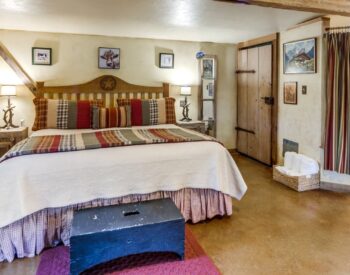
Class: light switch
302,85,307,95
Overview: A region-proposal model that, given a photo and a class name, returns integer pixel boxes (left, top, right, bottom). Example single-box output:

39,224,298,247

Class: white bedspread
0,124,247,228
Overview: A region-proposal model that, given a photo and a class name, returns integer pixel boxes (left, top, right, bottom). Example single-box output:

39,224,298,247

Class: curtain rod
325,26,350,31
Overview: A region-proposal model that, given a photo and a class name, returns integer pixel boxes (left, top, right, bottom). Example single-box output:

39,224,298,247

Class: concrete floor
1,154,350,275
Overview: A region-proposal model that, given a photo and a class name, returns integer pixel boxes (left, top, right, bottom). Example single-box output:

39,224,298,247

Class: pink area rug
36,226,220,275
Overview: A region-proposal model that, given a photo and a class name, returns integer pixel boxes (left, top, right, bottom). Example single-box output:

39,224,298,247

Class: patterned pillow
92,106,131,129
32,98,104,131
116,97,176,126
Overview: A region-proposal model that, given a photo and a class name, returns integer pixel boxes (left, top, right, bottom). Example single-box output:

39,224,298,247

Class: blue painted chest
70,198,185,275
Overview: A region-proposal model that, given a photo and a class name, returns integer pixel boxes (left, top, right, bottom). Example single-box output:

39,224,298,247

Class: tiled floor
1,154,350,275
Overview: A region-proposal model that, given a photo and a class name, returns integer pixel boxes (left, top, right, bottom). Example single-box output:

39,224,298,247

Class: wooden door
236,44,273,165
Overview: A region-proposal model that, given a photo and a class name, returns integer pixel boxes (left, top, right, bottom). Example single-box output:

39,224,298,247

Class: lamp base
180,117,192,122
2,100,19,129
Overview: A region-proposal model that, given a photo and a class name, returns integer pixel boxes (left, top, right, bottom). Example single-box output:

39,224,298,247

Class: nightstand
177,121,205,134
0,127,28,156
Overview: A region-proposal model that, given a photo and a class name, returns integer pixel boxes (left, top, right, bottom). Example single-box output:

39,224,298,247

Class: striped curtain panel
324,31,350,174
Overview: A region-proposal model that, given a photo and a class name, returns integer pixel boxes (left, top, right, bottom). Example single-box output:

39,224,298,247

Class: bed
0,75,247,262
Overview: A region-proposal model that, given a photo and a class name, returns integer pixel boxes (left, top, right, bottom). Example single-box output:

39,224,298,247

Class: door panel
237,49,248,155
258,45,272,164
247,47,259,160
236,44,272,165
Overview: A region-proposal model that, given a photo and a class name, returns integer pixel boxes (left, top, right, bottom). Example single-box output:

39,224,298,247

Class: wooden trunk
70,198,185,275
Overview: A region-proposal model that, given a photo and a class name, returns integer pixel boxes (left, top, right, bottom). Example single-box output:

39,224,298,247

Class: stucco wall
278,21,326,163
0,29,237,148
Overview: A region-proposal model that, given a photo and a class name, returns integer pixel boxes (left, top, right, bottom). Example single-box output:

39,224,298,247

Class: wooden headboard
36,75,170,108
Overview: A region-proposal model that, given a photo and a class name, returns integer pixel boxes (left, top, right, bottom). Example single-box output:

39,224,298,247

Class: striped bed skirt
0,188,232,262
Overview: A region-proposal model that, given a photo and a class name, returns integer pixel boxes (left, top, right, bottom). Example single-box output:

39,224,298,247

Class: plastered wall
0,29,237,148
278,21,326,163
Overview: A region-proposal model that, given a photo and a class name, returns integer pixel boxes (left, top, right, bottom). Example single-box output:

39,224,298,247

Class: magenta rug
36,226,220,275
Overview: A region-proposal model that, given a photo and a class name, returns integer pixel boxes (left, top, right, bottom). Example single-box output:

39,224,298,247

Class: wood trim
238,33,277,50
0,42,37,94
271,33,279,165
287,16,330,31
229,0,350,16
36,75,169,106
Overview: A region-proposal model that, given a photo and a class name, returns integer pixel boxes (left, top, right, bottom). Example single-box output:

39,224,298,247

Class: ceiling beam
228,0,350,16
0,42,37,94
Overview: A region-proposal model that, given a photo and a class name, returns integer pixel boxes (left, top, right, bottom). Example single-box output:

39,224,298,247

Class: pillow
116,97,176,126
92,106,131,129
32,98,104,131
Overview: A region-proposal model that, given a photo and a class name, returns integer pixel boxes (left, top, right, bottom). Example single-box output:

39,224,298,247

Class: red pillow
130,99,143,126
76,101,91,129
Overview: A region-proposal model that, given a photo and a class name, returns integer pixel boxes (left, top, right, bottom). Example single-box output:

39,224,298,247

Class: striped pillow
92,106,131,129
32,98,104,131
116,97,176,125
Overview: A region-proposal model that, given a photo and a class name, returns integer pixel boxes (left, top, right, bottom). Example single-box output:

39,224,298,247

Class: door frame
237,33,279,165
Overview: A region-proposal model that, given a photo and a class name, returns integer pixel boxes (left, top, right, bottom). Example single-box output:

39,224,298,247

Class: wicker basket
273,166,320,192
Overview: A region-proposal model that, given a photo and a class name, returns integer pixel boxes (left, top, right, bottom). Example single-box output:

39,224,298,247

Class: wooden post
228,0,350,16
163,83,170,97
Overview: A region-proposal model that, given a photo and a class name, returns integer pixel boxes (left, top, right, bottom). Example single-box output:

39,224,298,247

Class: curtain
324,31,350,174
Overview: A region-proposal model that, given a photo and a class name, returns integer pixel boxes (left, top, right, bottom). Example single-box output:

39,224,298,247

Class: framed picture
159,53,174,68
99,47,120,69
202,57,215,79
283,38,316,74
284,82,298,105
202,100,215,121
202,79,215,99
32,47,52,65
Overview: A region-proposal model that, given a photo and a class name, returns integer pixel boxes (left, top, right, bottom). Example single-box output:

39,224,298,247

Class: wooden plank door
258,44,272,164
236,44,272,165
237,49,248,154
247,47,259,160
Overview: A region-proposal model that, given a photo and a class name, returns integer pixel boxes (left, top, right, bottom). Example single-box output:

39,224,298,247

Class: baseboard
227,148,238,155
320,181,350,193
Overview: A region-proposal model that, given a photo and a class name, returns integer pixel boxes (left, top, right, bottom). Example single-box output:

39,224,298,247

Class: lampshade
0,86,16,96
180,86,191,96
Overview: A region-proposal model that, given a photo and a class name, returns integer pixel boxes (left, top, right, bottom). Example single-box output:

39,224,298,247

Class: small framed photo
284,82,298,105
99,47,120,69
159,53,174,68
32,47,52,65
283,38,316,74
203,100,215,121
202,57,215,79
202,79,215,99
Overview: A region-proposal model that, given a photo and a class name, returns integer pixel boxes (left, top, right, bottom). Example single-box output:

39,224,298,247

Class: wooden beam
228,0,350,16
0,42,37,94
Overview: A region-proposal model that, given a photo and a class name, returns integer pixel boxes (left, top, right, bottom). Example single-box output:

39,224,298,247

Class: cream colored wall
0,29,237,148
278,21,326,163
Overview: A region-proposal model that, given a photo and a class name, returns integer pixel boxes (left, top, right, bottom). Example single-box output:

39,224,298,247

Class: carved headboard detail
36,75,170,107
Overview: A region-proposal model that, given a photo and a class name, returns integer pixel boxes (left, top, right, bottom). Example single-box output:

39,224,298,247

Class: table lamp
180,86,192,122
1,85,19,129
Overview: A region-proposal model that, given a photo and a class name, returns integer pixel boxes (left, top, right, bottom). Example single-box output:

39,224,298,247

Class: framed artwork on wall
159,53,174,68
202,79,215,99
201,57,215,79
98,47,120,69
283,38,316,74
284,82,298,105
32,47,52,65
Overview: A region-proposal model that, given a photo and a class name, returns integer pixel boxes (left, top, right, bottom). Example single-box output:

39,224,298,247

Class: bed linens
0,124,247,229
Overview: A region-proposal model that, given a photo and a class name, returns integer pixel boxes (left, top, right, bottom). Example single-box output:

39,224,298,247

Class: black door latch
261,96,274,105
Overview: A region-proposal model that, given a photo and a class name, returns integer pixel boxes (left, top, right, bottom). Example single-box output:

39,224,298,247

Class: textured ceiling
0,0,318,43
